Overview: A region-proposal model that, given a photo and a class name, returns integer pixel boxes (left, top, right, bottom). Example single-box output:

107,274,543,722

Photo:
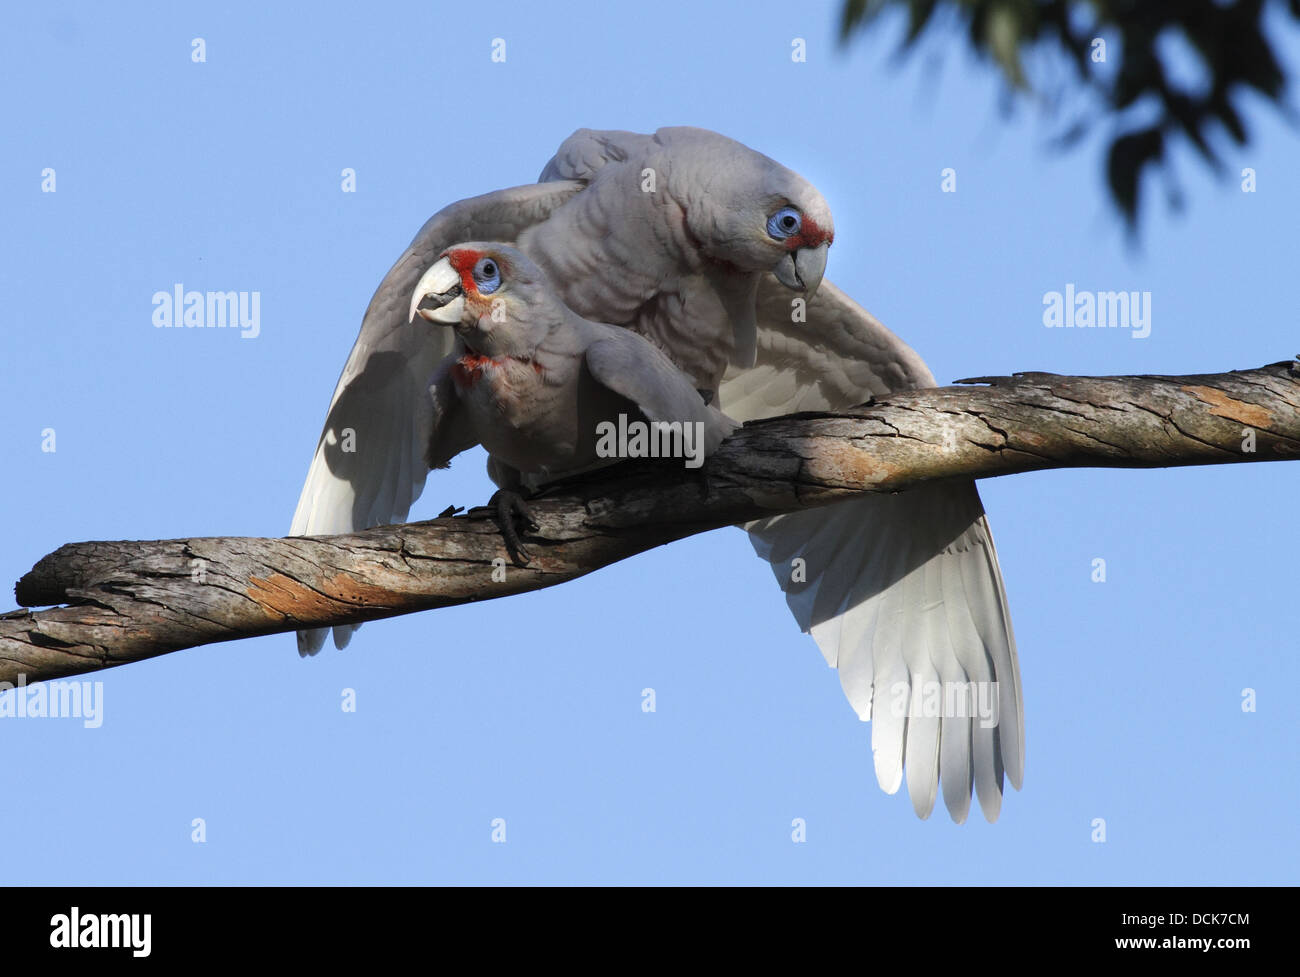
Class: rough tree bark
4,362,1297,687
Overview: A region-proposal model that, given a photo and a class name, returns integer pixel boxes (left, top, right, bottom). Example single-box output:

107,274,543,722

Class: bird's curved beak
772,242,828,301
409,257,465,325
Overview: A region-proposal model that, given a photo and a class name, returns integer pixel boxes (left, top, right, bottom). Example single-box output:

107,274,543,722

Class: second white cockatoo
406,242,737,560
291,126,1023,823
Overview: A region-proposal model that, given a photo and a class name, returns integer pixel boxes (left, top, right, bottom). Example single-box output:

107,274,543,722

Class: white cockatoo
407,242,737,560
291,127,1022,823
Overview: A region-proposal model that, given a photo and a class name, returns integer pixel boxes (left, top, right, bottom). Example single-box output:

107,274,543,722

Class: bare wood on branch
4,361,1297,686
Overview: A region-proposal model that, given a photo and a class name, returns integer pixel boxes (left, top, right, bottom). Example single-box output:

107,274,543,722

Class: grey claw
490,490,538,567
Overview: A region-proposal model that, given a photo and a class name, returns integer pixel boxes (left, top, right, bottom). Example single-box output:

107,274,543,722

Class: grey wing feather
720,275,936,419
537,129,647,183
730,278,1024,821
583,327,739,457
290,181,583,655
425,357,478,471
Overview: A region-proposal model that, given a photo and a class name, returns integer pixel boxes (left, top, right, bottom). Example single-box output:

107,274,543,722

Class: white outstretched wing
291,181,584,655
722,276,1025,822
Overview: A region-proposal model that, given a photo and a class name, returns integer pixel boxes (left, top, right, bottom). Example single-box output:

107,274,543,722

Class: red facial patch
442,248,487,296
785,215,833,250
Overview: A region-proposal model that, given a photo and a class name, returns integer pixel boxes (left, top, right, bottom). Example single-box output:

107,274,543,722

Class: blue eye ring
473,257,502,294
766,206,802,241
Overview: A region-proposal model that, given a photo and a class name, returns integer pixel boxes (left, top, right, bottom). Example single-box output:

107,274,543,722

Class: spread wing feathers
748,484,1023,822
719,276,936,420
731,279,1024,821
583,327,740,456
291,181,584,656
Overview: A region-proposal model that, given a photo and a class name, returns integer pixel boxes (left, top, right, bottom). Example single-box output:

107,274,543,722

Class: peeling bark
4,361,1297,686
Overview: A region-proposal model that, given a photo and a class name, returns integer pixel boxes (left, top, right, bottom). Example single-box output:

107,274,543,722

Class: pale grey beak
772,242,828,301
409,257,465,324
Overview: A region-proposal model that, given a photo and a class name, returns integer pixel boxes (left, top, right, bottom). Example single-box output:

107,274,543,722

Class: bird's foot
489,490,539,567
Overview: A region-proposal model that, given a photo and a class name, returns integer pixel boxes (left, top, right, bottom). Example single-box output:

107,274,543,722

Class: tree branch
5,361,1298,686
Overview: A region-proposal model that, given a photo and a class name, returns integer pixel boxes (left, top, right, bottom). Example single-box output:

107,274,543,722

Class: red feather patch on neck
450,351,498,388
450,351,542,388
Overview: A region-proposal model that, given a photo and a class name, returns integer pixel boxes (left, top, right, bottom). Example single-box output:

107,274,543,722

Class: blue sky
2,1,1297,884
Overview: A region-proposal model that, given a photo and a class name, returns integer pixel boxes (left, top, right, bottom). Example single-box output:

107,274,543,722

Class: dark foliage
839,0,1299,229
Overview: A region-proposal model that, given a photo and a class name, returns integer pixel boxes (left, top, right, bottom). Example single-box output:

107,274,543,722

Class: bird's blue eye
473,257,502,294
766,206,802,241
